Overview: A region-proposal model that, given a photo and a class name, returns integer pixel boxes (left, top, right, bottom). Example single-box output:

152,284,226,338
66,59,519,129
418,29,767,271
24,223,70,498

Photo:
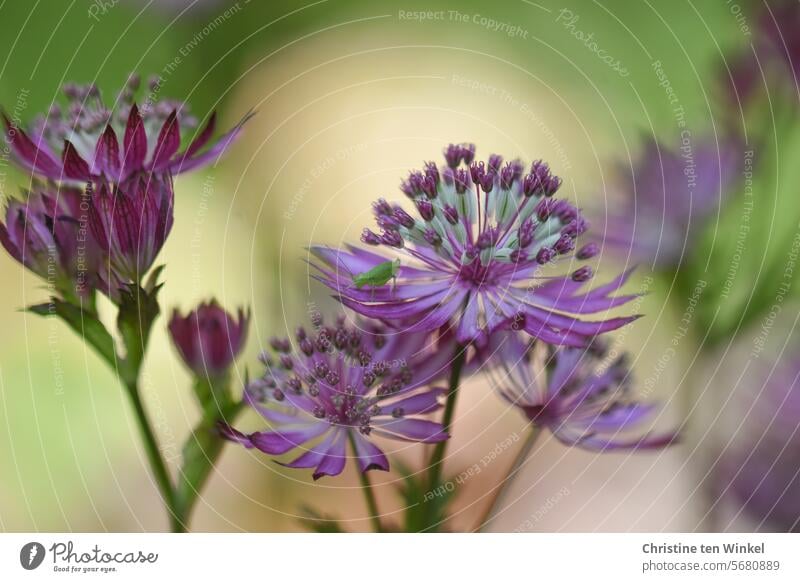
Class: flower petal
312,430,348,479
123,103,148,173
372,418,448,443
350,432,390,473
149,110,181,170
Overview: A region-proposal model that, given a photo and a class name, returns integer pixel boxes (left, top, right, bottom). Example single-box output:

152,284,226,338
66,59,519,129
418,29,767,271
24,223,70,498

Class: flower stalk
349,431,383,532
476,425,542,532
426,343,468,496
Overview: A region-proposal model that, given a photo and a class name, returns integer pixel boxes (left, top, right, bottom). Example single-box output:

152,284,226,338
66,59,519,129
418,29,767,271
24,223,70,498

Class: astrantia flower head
0,185,99,300
3,75,249,183
598,137,740,268
88,173,174,298
221,315,453,479
169,300,250,378
483,332,676,451
312,143,639,346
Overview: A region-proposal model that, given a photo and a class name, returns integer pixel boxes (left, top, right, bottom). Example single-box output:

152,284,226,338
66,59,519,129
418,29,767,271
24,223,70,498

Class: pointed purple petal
350,433,390,473
372,418,448,443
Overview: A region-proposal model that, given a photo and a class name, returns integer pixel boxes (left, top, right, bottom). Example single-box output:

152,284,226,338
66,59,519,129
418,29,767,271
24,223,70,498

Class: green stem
124,380,183,533
476,426,542,532
174,398,243,526
349,431,382,532
426,343,468,493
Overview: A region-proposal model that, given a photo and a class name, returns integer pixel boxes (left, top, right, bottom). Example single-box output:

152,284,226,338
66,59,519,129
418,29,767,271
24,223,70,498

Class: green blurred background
0,0,774,531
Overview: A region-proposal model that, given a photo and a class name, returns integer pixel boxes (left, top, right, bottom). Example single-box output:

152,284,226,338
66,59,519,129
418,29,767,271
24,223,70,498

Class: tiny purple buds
372,198,393,216
517,218,536,248
169,300,250,378
553,234,575,255
454,168,471,194
392,206,416,228
577,242,600,260
487,154,503,173
381,230,404,248
416,199,435,221
536,246,556,264
443,204,459,225
536,198,554,221
423,228,442,246
562,217,589,237
571,266,594,282
361,228,382,245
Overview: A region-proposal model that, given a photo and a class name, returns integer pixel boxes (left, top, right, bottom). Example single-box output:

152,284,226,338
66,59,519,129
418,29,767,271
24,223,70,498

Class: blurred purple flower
481,332,676,451
0,185,99,299
221,316,453,479
312,144,640,347
597,137,740,268
717,357,800,531
723,0,800,108
169,300,250,378
88,173,174,297
3,75,249,183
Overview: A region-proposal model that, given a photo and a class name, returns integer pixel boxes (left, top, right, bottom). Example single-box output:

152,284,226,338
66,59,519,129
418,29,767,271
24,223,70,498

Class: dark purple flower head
482,332,676,451
88,173,174,298
221,316,452,479
3,75,250,183
757,1,800,83
0,185,99,299
169,300,249,378
597,137,740,268
312,145,640,346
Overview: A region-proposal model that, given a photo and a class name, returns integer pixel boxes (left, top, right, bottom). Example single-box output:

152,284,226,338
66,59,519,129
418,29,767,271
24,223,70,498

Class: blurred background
1,0,798,532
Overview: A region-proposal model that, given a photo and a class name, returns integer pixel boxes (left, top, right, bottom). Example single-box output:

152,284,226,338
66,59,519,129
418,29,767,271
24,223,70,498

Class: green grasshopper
352,259,401,293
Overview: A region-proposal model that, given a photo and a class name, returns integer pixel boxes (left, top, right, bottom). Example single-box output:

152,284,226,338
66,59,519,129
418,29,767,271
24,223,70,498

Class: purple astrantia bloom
169,300,250,378
482,332,676,451
221,315,453,479
312,144,640,347
716,357,800,532
3,75,249,183
88,173,174,298
0,185,98,300
597,137,740,268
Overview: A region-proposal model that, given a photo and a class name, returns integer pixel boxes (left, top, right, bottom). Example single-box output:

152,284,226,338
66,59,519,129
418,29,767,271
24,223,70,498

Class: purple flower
88,173,174,297
597,137,740,268
221,316,452,479
169,301,250,378
757,1,800,82
722,1,800,108
3,75,249,183
0,185,98,299
482,332,676,451
717,357,800,531
312,144,640,346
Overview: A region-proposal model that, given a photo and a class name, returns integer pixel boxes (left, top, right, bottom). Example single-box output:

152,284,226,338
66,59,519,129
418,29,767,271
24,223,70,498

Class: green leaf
26,299,117,368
